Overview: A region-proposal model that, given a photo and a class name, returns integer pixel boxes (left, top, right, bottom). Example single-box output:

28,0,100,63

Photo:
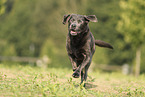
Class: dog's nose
71,24,76,28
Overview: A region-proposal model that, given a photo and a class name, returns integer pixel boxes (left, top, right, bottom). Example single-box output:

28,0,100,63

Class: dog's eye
78,20,82,23
71,19,75,22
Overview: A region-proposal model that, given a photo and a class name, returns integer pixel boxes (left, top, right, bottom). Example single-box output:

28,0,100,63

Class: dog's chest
72,47,85,60
72,46,85,55
67,41,87,59
66,34,90,59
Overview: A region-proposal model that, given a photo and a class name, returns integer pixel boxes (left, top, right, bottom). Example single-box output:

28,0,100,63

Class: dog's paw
72,72,80,78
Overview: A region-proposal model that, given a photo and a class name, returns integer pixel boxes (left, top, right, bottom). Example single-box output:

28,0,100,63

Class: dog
63,14,113,86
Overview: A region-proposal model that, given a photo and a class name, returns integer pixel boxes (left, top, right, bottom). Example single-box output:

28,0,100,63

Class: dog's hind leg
83,61,91,87
80,70,84,85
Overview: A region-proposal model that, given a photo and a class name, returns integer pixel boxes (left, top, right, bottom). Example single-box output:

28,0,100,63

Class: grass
0,64,145,97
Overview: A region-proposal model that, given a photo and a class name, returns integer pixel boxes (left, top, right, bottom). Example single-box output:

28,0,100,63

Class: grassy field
0,64,145,97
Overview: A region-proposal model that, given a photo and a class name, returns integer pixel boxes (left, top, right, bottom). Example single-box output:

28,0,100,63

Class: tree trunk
135,46,141,77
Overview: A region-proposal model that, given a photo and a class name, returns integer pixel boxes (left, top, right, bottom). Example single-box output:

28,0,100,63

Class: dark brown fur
63,14,113,86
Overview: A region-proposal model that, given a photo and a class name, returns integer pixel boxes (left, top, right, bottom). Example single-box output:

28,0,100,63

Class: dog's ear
63,14,71,25
85,15,98,22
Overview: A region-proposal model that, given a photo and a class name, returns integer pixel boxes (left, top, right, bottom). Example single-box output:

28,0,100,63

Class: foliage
117,0,145,47
40,39,70,68
117,0,145,76
0,40,16,56
0,64,145,96
0,0,6,15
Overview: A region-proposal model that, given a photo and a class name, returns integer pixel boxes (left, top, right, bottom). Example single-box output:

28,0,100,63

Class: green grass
0,64,145,97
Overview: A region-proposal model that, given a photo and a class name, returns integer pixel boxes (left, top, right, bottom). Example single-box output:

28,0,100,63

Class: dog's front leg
72,54,90,78
68,55,77,71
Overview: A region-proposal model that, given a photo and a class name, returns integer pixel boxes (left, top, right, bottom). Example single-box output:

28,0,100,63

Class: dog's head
63,14,98,36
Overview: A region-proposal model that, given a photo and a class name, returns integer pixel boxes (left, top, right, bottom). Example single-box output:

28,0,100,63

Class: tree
117,0,145,77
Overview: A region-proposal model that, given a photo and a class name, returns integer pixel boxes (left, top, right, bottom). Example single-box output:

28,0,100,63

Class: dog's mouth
70,31,78,36
70,30,80,36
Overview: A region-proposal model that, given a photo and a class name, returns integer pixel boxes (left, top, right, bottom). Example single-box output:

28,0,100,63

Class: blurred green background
0,0,145,75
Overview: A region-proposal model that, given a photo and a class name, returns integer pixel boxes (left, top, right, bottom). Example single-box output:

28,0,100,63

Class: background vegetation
0,0,145,74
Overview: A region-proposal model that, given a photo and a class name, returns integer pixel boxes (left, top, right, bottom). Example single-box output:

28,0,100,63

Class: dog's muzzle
69,24,80,36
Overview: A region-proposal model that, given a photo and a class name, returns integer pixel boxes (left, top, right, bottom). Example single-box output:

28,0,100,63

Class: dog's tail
95,40,113,49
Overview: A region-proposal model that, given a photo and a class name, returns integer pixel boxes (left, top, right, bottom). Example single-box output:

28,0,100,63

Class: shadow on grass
73,82,97,89
85,82,98,89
